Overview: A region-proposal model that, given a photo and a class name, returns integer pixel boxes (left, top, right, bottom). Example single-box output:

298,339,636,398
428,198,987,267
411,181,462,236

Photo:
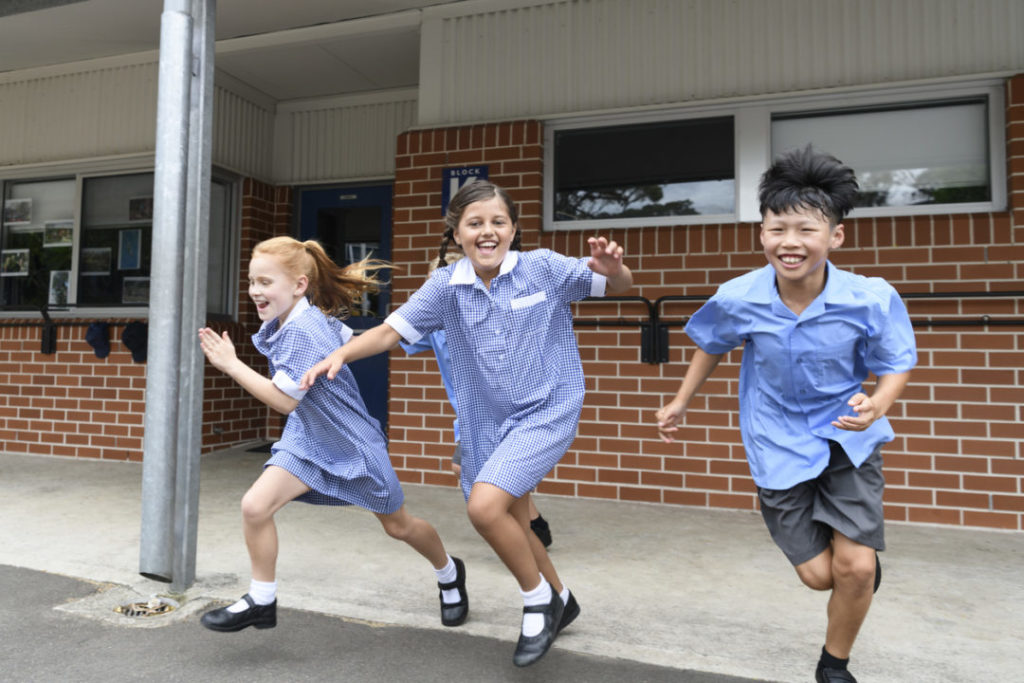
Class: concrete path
0,448,1020,681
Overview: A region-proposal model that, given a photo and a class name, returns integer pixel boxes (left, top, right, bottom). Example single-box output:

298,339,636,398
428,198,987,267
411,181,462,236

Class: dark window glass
554,116,734,221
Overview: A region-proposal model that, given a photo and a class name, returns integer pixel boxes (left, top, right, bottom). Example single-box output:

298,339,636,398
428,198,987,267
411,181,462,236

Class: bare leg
795,531,876,659
374,505,450,569
467,483,562,592
240,466,310,582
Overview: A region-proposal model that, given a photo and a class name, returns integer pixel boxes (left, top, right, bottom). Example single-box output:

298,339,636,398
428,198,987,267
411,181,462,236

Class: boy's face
453,195,518,285
760,207,844,291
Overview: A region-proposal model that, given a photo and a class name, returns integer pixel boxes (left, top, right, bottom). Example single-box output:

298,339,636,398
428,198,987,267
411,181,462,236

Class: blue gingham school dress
386,250,607,500
252,297,404,514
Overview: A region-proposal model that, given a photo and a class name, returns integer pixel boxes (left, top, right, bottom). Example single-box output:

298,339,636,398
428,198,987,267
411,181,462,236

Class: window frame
0,156,239,319
543,79,1006,231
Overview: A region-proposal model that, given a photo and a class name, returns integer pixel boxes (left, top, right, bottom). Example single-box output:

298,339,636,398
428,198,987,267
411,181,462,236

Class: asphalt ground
0,564,760,683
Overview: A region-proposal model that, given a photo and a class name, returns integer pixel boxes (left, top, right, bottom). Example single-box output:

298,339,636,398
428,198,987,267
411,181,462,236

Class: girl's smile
453,195,518,287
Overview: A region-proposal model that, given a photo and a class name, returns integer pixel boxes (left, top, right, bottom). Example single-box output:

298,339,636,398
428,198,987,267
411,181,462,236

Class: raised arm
299,322,402,389
198,327,298,415
655,348,724,443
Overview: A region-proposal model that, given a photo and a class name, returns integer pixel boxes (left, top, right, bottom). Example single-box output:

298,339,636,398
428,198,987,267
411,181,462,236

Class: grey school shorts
452,441,462,466
757,440,885,566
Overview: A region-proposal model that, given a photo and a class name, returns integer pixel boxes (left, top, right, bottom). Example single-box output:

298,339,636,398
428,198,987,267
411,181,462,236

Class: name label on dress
510,291,547,310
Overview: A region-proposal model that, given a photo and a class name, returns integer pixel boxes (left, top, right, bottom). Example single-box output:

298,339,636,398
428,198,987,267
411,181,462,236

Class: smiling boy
656,145,917,682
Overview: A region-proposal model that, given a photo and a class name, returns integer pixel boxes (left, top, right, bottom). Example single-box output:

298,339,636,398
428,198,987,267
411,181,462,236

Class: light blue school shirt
685,262,917,490
399,329,460,442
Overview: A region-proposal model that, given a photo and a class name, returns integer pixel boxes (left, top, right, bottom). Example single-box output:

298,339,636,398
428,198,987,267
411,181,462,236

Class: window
548,115,735,229
1,170,236,315
773,98,991,210
544,79,1005,228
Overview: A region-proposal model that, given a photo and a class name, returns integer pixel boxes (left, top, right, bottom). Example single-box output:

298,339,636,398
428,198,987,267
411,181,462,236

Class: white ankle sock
228,579,277,613
560,586,570,606
434,555,460,604
520,577,551,637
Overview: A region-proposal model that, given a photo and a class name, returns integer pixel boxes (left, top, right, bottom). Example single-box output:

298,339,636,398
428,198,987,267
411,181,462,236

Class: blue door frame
298,184,392,431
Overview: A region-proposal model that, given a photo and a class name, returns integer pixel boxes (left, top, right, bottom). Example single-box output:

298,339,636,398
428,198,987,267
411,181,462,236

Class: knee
466,496,499,532
795,563,834,591
240,490,272,525
832,551,876,589
378,512,412,541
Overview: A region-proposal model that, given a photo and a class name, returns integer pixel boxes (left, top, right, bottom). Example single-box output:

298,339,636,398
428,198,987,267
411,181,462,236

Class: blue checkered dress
387,250,607,499
252,298,404,514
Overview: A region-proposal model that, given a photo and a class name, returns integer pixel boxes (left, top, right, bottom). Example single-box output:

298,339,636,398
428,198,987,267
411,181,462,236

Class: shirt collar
447,250,520,285
261,296,311,338
742,261,842,304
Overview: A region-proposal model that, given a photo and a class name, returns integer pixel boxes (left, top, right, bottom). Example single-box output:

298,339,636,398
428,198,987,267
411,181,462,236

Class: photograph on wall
3,198,32,226
43,220,74,248
128,196,153,222
48,270,70,306
0,248,30,276
118,228,141,270
80,247,112,275
122,276,150,304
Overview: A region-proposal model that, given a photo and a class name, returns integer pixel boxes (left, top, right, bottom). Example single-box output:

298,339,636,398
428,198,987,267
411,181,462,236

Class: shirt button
494,329,501,335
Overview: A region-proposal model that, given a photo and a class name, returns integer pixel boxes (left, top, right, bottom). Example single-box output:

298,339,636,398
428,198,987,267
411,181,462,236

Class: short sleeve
864,287,917,375
542,250,603,303
266,327,325,401
684,295,744,355
386,271,446,344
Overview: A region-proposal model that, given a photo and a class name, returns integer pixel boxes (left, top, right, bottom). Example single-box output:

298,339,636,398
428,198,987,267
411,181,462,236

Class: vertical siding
0,63,158,166
420,0,1024,125
212,86,275,180
275,93,417,184
0,61,274,180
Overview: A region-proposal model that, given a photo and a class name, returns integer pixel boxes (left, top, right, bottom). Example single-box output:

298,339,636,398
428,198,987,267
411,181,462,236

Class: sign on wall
441,165,488,215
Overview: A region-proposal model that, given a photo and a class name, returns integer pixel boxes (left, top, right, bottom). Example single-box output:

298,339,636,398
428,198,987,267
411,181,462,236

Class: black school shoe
513,592,564,667
815,664,858,682
530,515,552,548
200,594,276,632
438,556,469,627
558,591,580,632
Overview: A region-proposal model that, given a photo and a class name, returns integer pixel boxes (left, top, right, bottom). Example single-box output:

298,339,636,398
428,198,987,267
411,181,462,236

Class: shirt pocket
510,291,547,310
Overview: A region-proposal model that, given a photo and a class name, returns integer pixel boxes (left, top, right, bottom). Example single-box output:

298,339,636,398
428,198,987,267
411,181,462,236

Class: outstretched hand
587,236,624,277
198,327,238,374
587,236,632,293
299,347,346,390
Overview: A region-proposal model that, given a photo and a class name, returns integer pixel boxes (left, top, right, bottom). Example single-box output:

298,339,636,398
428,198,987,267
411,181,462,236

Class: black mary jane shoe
512,592,564,667
438,556,469,627
558,591,580,633
200,594,277,632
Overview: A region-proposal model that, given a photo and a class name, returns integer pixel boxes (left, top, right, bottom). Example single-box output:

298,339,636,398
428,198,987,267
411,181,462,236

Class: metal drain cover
114,596,179,617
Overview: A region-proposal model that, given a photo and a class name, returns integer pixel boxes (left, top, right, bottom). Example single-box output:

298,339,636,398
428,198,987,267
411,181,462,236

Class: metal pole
139,0,193,583
171,0,215,593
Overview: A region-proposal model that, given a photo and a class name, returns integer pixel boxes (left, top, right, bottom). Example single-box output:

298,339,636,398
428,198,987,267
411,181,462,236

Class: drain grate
114,596,179,618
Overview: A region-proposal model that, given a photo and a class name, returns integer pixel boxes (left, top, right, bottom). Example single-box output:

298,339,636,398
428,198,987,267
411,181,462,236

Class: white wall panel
0,63,158,167
419,0,1024,126
0,60,276,180
274,90,417,184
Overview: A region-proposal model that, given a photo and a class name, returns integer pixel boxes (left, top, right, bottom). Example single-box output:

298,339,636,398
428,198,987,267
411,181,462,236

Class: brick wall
386,75,1024,531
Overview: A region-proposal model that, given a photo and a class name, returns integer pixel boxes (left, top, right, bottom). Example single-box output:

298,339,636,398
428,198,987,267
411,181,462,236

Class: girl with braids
301,182,632,666
197,236,468,633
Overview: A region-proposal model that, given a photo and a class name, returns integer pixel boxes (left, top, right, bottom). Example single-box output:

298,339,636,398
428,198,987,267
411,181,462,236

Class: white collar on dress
448,250,520,285
259,295,310,340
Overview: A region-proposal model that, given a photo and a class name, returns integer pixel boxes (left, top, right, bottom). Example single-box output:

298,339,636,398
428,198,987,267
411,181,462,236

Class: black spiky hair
758,144,859,226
